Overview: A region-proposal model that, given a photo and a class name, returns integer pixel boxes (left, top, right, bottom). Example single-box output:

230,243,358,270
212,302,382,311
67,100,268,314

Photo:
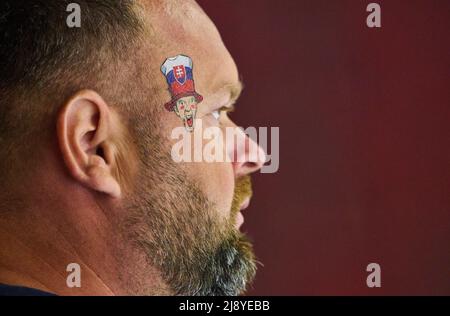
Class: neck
0,150,172,295
0,195,121,295
0,184,173,295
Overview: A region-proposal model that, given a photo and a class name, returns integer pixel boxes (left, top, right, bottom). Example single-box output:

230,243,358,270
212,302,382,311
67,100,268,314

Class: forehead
139,0,239,98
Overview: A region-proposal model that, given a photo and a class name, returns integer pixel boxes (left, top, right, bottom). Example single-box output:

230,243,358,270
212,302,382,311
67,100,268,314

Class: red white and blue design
161,55,203,111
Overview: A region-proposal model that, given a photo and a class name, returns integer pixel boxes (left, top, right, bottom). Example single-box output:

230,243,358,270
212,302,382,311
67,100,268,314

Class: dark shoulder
0,284,56,296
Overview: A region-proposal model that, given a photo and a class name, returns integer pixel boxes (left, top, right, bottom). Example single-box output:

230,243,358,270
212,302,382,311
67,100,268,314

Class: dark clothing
0,283,55,296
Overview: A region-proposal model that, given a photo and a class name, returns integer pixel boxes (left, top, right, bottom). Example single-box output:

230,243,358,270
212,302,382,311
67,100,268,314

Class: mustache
231,175,253,216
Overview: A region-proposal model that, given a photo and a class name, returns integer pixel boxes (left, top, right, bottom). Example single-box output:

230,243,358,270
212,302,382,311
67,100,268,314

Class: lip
235,212,244,229
235,197,251,229
240,197,251,211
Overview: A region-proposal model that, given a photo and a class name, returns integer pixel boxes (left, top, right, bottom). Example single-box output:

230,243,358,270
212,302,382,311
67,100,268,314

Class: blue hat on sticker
161,55,203,111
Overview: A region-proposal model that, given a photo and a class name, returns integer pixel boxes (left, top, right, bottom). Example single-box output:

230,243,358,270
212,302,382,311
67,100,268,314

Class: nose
228,125,267,177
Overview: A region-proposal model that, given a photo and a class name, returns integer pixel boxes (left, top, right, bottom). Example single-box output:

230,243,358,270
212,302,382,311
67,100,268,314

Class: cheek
188,162,235,220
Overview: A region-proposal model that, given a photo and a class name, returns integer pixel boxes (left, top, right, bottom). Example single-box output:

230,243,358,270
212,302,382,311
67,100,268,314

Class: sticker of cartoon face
160,55,203,132
174,96,198,132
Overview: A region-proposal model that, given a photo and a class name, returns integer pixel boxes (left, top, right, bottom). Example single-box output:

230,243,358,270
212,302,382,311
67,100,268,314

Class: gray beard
121,120,256,295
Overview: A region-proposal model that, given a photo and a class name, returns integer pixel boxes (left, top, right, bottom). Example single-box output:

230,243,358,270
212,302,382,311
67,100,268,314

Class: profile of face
120,0,267,296
174,95,197,131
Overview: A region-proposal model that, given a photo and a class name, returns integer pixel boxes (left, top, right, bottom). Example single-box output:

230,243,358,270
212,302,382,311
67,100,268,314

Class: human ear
57,90,121,198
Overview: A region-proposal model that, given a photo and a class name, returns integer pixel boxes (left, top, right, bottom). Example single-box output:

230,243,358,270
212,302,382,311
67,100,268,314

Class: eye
180,105,185,110
210,106,234,121
212,110,220,120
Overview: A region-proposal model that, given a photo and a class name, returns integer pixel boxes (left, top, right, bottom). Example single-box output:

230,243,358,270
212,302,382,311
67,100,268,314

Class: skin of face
147,0,266,222
174,95,198,131
125,1,267,294
0,0,267,296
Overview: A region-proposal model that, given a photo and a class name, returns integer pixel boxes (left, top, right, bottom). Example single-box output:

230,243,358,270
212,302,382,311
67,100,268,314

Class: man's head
0,0,266,296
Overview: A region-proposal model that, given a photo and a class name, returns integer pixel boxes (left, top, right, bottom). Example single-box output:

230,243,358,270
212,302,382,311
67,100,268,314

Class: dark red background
197,0,450,295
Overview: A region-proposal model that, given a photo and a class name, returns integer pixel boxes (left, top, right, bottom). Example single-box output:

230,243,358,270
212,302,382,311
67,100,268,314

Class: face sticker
161,55,203,132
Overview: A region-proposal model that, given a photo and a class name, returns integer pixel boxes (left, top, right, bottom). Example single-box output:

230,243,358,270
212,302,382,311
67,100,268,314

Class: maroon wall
197,0,450,295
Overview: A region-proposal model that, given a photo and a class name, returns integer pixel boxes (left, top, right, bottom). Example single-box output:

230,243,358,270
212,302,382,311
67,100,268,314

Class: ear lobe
57,90,121,198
